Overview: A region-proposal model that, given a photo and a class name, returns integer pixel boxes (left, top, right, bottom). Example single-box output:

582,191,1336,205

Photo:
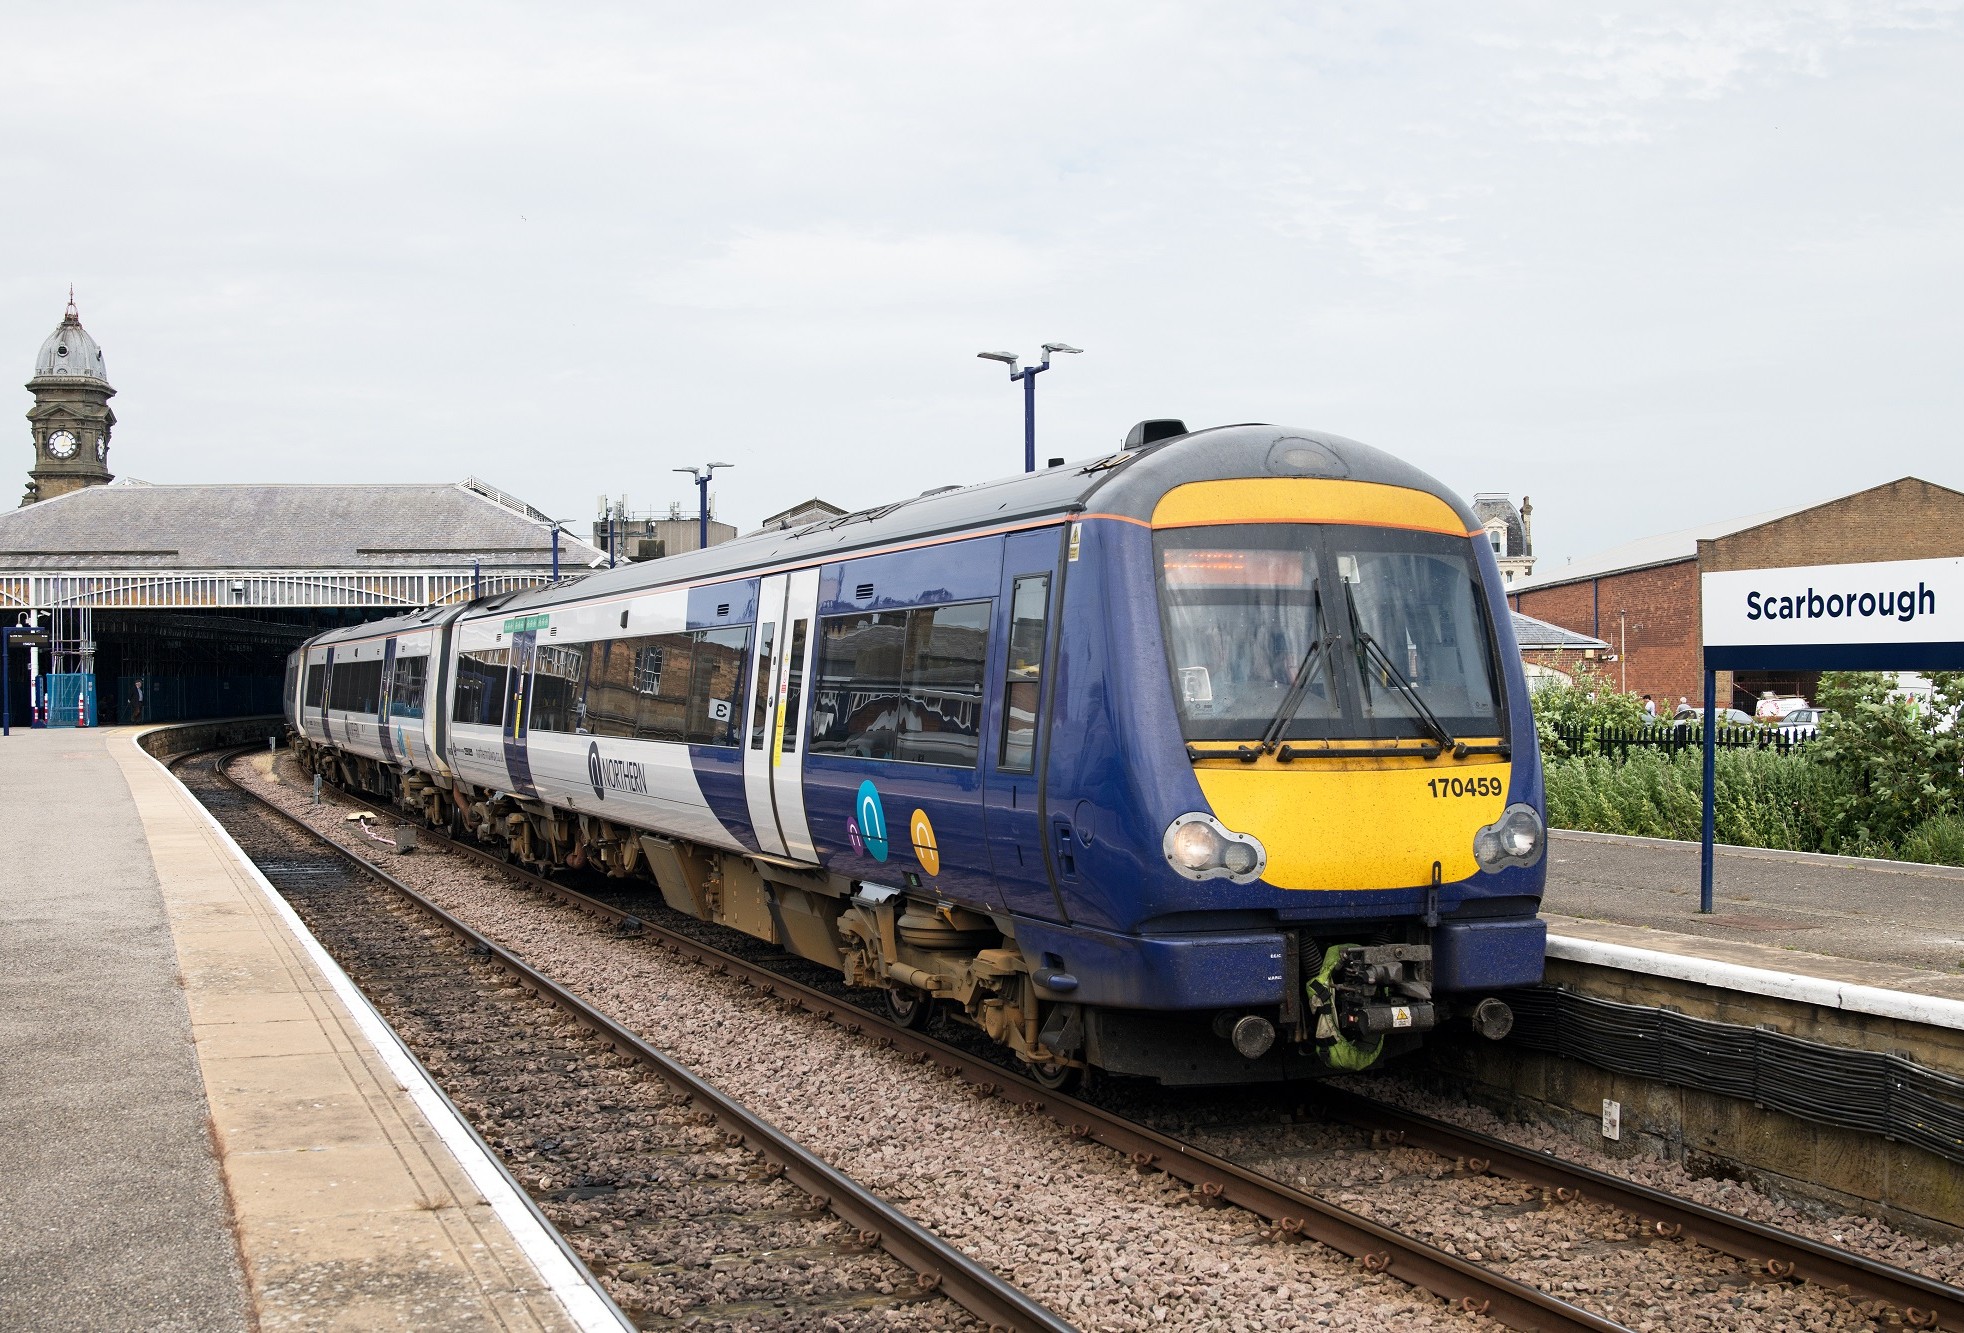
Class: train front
1038,427,1546,1081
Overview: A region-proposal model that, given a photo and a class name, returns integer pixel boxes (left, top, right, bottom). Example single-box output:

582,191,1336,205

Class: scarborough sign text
1702,556,1963,653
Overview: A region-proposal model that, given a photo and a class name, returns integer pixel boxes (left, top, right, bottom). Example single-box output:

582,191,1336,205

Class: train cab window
1155,524,1503,744
999,575,1050,773
452,647,510,727
389,655,428,720
528,643,588,734
304,662,324,708
810,601,990,767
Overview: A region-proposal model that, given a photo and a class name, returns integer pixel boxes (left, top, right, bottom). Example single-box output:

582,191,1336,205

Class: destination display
1701,556,1964,669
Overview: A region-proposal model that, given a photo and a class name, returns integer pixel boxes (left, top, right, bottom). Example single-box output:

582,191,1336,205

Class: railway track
258,753,1964,1332
181,749,1070,1333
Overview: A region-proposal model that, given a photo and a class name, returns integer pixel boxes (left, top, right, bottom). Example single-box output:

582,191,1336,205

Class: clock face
47,430,77,460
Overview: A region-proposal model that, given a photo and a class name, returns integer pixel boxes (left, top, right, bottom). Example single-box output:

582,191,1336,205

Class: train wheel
1024,1059,1080,1094
885,987,933,1030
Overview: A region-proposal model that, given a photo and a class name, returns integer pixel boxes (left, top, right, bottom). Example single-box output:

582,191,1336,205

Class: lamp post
673,463,734,551
977,342,1081,472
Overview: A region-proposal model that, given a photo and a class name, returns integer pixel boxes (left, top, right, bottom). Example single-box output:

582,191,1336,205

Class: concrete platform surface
1,726,594,1332
1544,828,1964,1006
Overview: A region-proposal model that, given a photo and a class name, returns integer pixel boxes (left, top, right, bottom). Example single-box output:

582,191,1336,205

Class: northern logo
855,779,889,862
586,741,648,801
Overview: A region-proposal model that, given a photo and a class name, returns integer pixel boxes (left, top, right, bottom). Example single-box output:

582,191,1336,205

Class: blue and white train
286,422,1547,1084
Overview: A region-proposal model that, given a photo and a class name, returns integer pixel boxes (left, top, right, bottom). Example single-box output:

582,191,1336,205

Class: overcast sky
4,2,1960,567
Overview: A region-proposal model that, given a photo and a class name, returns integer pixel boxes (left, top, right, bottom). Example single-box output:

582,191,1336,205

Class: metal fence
1550,722,1819,759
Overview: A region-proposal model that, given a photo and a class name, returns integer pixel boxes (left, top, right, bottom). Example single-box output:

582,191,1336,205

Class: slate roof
1510,610,1607,651
1508,500,1812,593
0,480,605,571
1471,494,1527,558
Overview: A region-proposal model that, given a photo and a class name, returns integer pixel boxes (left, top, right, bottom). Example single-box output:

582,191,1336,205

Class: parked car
1778,707,1833,737
1672,707,1756,728
1754,694,1810,721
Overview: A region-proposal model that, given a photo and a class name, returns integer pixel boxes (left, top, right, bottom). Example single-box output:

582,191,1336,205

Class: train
284,421,1547,1085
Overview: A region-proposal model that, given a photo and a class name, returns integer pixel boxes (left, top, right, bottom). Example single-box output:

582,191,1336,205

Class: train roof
296,423,1476,649
475,423,1476,616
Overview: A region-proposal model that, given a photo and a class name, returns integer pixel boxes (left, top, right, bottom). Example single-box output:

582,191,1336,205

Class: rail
198,748,1074,1333
301,761,1964,1332
304,769,1630,1332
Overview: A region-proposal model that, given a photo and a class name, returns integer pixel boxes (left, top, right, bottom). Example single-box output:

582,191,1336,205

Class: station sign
1702,556,1964,670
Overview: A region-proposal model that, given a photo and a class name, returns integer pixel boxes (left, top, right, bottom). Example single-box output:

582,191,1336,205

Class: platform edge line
1546,932,1964,1032
148,743,632,1333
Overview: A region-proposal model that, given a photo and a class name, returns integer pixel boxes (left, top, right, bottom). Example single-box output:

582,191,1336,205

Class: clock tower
22,290,116,506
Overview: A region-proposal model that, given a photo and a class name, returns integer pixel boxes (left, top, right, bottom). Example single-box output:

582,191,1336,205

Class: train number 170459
1426,775,1503,799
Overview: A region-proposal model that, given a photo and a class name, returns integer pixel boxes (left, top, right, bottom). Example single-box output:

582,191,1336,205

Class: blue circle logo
855,779,889,862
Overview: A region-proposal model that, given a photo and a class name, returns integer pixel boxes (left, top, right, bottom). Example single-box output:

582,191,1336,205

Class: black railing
1550,722,1818,759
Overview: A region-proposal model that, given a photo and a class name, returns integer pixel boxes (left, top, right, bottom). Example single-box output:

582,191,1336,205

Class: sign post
1699,556,1964,913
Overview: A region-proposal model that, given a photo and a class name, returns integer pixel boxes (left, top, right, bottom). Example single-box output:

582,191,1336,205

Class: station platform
1543,828,1964,1016
0,725,609,1332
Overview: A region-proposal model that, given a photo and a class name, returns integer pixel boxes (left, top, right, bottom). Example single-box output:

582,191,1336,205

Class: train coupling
1312,944,1438,1043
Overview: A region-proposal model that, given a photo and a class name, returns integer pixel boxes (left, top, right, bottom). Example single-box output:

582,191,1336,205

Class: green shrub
1544,747,1855,854
1899,815,1964,868
1529,656,1652,760
1811,671,1964,847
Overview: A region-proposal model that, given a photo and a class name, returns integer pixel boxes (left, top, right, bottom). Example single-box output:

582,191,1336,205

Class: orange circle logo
909,809,940,876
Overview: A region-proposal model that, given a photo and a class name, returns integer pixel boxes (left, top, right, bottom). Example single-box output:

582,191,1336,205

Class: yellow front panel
1196,756,1510,890
1152,477,1475,536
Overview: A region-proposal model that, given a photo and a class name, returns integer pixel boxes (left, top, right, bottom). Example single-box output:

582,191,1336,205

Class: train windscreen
1155,524,1504,745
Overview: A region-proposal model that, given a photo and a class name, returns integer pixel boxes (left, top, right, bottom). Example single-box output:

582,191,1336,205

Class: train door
982,529,1068,921
376,638,398,765
769,567,821,860
502,628,539,798
742,576,788,857
320,646,336,744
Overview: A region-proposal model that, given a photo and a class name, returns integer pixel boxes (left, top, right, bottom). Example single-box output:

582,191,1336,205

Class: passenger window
451,648,510,727
389,655,428,720
304,663,324,708
810,610,906,760
330,658,385,714
528,643,588,734
568,627,750,746
809,601,991,767
686,626,750,746
1000,575,1050,772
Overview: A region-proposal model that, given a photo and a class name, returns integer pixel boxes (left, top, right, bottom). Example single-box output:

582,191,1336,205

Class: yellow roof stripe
1151,478,1473,536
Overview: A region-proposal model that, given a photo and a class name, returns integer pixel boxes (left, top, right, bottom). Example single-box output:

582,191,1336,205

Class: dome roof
31,296,111,386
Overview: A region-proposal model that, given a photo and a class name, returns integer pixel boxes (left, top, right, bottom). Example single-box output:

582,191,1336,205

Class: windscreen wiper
1257,579,1332,753
1340,581,1461,757
1184,580,1334,763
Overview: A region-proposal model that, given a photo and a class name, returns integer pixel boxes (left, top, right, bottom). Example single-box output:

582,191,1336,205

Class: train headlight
1473,803,1545,872
1163,813,1266,884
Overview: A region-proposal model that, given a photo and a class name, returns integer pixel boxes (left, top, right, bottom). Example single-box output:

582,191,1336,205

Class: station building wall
1512,562,1708,710
1512,478,1964,713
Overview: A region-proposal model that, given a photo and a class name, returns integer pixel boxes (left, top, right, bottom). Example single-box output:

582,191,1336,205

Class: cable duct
1501,987,1964,1164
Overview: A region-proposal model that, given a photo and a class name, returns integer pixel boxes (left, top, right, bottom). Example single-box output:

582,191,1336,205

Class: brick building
1509,478,1964,712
